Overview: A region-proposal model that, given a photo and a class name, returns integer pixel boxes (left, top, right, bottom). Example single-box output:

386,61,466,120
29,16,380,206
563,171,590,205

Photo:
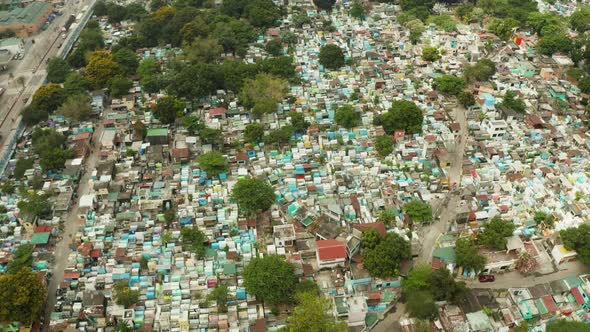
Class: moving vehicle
478,274,495,282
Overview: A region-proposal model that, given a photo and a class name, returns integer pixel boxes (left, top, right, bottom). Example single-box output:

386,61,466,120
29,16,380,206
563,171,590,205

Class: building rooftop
0,2,50,25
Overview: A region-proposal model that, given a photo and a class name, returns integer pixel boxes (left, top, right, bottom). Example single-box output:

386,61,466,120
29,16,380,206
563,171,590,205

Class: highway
0,0,95,171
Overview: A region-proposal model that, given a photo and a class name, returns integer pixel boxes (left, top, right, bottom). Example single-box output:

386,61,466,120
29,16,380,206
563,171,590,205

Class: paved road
464,260,589,289
43,123,103,331
417,105,468,264
0,0,91,165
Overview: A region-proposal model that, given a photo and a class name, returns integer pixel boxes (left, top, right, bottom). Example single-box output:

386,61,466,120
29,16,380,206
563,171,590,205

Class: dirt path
43,123,103,331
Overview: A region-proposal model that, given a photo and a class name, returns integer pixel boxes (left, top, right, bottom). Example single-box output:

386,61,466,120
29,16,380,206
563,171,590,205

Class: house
316,239,347,269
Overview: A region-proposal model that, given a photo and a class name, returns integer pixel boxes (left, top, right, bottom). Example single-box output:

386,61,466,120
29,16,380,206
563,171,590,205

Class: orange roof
316,240,347,261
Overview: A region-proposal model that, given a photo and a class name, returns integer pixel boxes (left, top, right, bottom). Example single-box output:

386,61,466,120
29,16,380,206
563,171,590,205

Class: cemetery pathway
417,106,468,264
43,123,104,331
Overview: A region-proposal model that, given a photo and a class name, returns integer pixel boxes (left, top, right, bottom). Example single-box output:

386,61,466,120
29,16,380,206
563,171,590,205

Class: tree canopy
422,46,440,62
6,243,34,274
180,227,207,258
46,57,72,83
546,319,590,332
455,238,486,273
57,94,92,123
85,50,121,88
361,232,411,278
0,268,47,325
374,135,393,157
32,83,65,112
464,59,496,82
537,33,573,56
154,96,183,124
377,100,423,135
434,75,466,96
319,44,345,70
243,255,296,304
560,224,590,265
334,105,360,129
478,217,516,250
402,200,433,224
114,280,140,308
231,177,275,215
487,18,519,40
313,0,335,11
286,291,347,332
197,151,229,177
500,90,526,114
244,123,265,144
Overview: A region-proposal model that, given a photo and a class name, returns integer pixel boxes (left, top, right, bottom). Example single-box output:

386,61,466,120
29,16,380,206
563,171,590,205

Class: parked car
478,274,495,282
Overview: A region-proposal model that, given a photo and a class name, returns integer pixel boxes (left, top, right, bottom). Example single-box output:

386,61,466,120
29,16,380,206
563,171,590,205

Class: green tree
257,56,297,80
198,151,229,177
458,91,476,108
56,94,92,123
500,90,526,113
361,232,411,278
133,120,147,139
488,18,520,40
265,39,283,56
6,244,34,274
184,37,223,63
0,180,15,195
426,14,457,32
290,112,309,134
17,190,51,218
13,158,34,179
334,105,360,129
319,44,345,70
374,135,393,157
434,75,466,96
63,72,89,97
379,209,396,227
78,27,104,52
431,267,466,303
527,12,560,36
512,321,529,332
537,34,573,56
407,291,437,319
252,98,278,118
244,0,280,28
403,200,432,224
109,76,133,98
349,0,366,20
181,115,204,135
31,128,75,171
46,57,72,83
286,291,347,332
114,280,140,308
163,208,175,228
239,73,288,108
422,46,440,61
199,127,223,146
377,100,423,135
0,268,47,324
546,319,590,332
362,228,381,250
244,123,265,143
464,58,496,82
231,177,275,215
405,19,425,44
478,217,516,250
21,104,48,127
207,283,230,312
181,227,207,257
112,47,139,73
32,83,66,112
243,255,296,304
154,96,183,124
569,6,590,33
455,238,486,273
560,224,590,265
313,0,335,11
402,264,433,296
579,76,590,94
264,125,293,145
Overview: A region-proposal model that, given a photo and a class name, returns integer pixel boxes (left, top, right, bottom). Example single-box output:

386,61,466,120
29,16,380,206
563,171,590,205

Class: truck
62,14,75,33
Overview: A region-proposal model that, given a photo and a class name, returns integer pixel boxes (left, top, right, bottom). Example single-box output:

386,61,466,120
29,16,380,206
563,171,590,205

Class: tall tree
319,44,345,70
113,47,140,75
334,104,360,129
85,50,121,88
180,227,207,258
0,268,47,325
402,200,432,224
243,255,296,304
374,135,394,156
455,238,486,273
478,217,516,250
361,232,411,278
286,292,347,332
6,244,34,274
57,94,92,123
560,224,590,265
153,96,183,124
32,83,65,112
377,100,423,135
231,177,275,215
46,57,72,83
239,73,288,109
197,151,229,177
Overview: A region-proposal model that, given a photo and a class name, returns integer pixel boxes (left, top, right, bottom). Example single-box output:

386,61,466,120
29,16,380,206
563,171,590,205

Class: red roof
74,132,91,141
34,226,52,233
209,107,228,116
571,288,585,305
64,271,81,279
90,249,101,258
316,240,347,261
542,295,558,312
352,222,387,237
